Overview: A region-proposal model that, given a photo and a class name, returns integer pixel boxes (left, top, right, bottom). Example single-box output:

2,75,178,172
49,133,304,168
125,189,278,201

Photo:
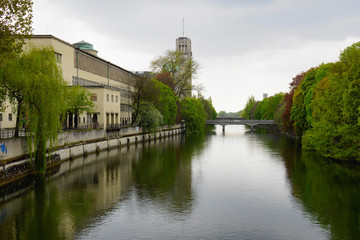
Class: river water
1,126,360,239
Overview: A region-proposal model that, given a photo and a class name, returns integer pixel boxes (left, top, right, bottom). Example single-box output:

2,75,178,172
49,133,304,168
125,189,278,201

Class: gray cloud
33,0,360,111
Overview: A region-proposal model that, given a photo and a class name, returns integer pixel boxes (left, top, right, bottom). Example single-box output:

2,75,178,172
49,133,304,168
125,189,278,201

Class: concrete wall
57,129,105,146
0,124,184,166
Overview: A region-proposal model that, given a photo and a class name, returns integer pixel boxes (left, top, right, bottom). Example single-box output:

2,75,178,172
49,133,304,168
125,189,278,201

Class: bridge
206,117,276,132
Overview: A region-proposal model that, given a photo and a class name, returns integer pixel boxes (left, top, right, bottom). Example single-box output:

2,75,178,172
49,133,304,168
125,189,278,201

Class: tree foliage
179,97,207,134
130,77,177,126
19,47,67,172
281,73,304,134
137,102,163,133
242,93,284,121
198,95,217,120
130,76,153,125
0,0,33,66
66,85,95,115
151,50,201,98
149,79,178,126
242,96,256,119
0,53,26,136
8,48,65,172
301,42,360,161
65,85,95,128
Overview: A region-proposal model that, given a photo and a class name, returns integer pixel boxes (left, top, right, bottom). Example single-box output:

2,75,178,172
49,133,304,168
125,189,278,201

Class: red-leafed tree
281,72,304,134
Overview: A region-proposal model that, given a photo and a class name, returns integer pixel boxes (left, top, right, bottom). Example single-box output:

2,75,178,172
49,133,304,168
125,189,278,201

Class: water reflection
0,135,206,240
3,128,360,239
254,128,360,240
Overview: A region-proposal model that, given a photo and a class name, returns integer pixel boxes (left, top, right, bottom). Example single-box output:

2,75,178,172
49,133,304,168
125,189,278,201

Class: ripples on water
1,125,360,239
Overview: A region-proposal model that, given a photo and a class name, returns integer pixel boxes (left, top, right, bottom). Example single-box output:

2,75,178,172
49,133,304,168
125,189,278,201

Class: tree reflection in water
0,134,207,239
254,128,360,240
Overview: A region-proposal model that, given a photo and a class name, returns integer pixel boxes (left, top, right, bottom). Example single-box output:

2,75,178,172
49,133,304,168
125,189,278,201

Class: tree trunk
74,112,78,128
34,117,46,173
14,101,22,137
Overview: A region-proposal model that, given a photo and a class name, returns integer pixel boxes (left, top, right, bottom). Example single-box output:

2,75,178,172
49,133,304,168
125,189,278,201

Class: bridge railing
206,119,275,125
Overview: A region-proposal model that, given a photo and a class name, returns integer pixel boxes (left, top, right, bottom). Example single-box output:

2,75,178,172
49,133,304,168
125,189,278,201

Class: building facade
176,37,192,60
176,37,193,98
0,35,139,131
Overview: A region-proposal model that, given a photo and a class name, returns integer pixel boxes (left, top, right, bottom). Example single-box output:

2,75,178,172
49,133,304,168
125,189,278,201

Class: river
1,125,360,239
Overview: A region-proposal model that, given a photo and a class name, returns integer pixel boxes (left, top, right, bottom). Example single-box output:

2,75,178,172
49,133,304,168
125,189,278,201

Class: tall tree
0,54,25,137
130,76,153,125
242,96,256,119
151,50,201,98
0,0,33,66
302,42,360,161
179,97,206,134
130,77,178,126
281,72,304,135
65,85,95,128
198,95,217,120
20,47,67,172
148,79,178,126
137,102,163,133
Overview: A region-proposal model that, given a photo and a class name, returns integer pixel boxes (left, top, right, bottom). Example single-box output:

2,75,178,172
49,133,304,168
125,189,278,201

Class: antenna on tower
182,18,185,37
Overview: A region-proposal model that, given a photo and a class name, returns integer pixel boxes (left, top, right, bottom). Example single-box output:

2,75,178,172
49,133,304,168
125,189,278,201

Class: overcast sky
33,0,360,112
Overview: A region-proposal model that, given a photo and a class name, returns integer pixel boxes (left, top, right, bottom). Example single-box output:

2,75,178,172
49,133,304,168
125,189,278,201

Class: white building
0,35,139,133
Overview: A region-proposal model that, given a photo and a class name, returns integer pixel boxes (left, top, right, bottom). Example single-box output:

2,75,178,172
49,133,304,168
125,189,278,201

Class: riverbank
0,125,184,187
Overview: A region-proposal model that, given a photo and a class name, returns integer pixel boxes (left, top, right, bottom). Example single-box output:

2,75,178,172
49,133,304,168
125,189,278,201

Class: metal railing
0,129,28,139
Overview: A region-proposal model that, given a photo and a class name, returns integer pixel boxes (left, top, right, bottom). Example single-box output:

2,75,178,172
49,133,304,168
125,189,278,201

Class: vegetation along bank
240,42,360,162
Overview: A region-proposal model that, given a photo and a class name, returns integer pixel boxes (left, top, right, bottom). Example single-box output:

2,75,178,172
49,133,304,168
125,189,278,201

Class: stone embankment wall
0,125,184,186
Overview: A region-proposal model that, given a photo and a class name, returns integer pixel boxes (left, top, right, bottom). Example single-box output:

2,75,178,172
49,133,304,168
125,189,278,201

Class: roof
73,40,94,50
31,35,141,80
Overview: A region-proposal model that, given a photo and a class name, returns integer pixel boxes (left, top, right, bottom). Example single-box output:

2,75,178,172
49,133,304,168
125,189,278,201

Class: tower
176,37,192,60
176,37,192,98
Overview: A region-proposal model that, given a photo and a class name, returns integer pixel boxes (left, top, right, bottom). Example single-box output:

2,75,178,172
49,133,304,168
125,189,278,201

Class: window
107,94,109,102
111,95,114,102
9,113,12,121
83,117,86,123
55,52,62,64
0,113,2,122
91,93,97,101
116,96,118,103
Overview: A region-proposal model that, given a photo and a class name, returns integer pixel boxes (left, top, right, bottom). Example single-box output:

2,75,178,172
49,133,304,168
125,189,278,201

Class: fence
0,129,27,139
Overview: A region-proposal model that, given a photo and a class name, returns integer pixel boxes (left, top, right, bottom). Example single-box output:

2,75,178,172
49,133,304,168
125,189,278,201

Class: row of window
179,45,188,52
0,113,12,122
106,94,118,103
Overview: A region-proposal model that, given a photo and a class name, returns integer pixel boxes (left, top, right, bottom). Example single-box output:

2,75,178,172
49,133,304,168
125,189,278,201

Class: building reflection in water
0,134,199,239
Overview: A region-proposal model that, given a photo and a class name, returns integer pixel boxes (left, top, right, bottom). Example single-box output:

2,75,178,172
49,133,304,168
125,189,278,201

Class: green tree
137,102,163,133
264,93,284,120
0,0,33,67
291,65,328,136
242,96,256,119
218,111,226,117
179,97,206,134
150,79,178,126
197,94,217,120
20,47,67,172
130,76,152,125
151,50,201,98
202,98,217,120
65,85,95,128
252,93,284,120
0,54,26,137
130,77,178,126
254,100,265,119
302,42,360,161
